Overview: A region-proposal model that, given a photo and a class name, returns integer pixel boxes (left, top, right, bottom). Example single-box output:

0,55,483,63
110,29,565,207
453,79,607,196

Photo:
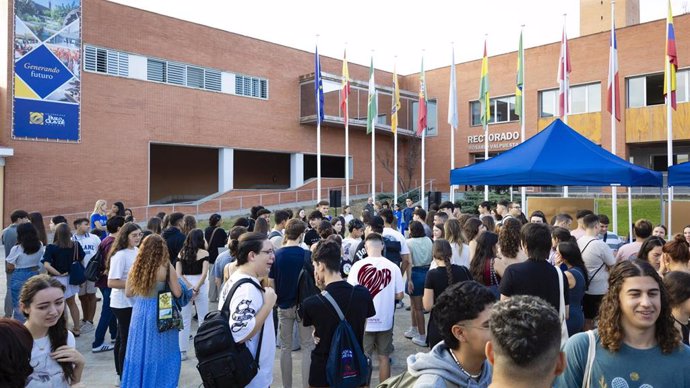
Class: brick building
1,0,688,223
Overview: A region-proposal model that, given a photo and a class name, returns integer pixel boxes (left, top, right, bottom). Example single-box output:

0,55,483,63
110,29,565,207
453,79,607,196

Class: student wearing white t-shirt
72,218,102,334
106,223,142,381
218,232,277,388
347,232,404,382
20,275,85,388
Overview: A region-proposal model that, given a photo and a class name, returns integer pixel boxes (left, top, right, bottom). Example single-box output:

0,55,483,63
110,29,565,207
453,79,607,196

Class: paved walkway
1,254,420,387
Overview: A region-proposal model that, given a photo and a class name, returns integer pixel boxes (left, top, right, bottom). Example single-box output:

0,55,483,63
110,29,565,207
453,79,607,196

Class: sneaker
412,334,427,347
396,301,405,309
405,305,411,311
92,343,115,353
114,377,121,387
404,327,419,339
111,338,116,344
80,321,95,334
181,351,188,361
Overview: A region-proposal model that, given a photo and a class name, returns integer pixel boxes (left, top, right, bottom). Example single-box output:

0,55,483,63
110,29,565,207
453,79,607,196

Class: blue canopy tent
450,119,663,187
450,119,663,240
669,161,690,186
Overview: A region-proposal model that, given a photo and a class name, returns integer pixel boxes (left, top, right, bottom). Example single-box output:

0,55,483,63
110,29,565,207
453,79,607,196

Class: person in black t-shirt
301,240,375,388
499,223,569,313
204,213,228,303
423,239,473,348
303,210,323,248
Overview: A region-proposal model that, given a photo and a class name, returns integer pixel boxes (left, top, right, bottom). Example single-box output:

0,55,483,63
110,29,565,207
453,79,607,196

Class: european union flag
315,46,324,123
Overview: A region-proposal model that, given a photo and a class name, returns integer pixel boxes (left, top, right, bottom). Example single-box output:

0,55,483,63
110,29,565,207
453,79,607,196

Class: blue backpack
320,289,370,388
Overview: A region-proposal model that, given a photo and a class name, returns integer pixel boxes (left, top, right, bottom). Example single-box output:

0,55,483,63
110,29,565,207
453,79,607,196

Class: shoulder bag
158,265,183,332
581,330,596,388
554,265,570,349
69,244,87,285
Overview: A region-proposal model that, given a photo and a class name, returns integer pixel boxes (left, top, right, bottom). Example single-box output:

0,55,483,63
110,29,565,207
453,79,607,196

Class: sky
109,0,688,75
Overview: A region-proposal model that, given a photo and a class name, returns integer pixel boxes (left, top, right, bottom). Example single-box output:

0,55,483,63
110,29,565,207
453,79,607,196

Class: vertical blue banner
13,0,81,142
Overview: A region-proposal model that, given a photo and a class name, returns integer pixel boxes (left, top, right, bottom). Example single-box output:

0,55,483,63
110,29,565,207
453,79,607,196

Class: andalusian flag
367,57,377,134
479,40,490,126
417,58,427,136
515,31,524,119
391,64,401,134
664,0,678,110
341,49,350,122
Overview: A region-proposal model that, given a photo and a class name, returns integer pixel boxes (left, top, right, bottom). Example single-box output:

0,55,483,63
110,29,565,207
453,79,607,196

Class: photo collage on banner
13,0,81,141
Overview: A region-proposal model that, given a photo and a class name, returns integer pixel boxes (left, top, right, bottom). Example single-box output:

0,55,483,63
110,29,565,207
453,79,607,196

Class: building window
84,46,127,76
235,75,269,99
167,62,186,85
539,83,600,117
186,66,204,88
412,99,438,136
627,71,690,108
147,59,166,82
470,96,518,126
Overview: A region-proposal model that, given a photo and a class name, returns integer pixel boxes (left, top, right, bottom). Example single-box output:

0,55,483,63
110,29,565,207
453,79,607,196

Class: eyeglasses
260,249,275,255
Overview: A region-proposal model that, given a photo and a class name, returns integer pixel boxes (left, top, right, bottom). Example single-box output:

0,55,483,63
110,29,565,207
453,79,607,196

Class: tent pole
628,187,633,243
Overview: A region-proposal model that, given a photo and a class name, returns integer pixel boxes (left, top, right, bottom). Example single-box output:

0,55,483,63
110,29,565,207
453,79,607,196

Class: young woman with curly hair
497,217,527,268
20,275,85,388
175,228,209,360
122,234,182,387
556,259,690,388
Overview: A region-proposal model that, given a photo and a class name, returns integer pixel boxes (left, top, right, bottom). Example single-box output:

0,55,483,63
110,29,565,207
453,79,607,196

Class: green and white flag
367,57,377,134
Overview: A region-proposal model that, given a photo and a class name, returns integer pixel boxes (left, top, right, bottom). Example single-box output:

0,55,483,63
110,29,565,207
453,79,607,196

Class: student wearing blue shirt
556,259,690,388
90,200,109,240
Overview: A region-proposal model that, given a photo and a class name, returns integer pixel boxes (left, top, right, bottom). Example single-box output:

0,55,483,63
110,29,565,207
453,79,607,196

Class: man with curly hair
556,260,690,388
405,281,495,387
486,295,565,388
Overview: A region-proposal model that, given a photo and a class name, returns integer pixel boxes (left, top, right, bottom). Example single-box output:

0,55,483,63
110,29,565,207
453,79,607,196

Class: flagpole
344,44,350,207
519,26,527,212
483,35,489,201
667,55,673,237
610,1,618,236
370,51,376,205
421,50,426,209
315,35,322,202
450,43,456,202
393,56,399,205
562,14,569,198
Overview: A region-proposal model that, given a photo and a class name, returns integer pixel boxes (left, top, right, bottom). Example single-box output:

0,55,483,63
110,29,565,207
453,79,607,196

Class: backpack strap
581,330,596,388
321,291,346,321
221,277,266,367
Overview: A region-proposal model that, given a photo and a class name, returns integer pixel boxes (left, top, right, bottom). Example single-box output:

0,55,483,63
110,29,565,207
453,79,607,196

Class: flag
479,40,490,126
367,57,377,134
315,45,324,123
340,49,350,122
515,30,524,119
417,57,427,137
664,0,678,110
557,25,571,117
448,48,458,129
607,22,621,121
391,64,401,134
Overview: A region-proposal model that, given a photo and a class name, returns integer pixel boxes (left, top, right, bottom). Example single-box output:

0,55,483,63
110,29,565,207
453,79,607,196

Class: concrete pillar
291,153,304,189
218,148,234,192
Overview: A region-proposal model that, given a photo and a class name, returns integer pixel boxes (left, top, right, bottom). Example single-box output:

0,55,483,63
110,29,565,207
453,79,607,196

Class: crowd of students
1,197,690,388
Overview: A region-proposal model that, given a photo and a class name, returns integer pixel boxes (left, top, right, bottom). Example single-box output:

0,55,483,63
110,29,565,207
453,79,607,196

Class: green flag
367,57,377,134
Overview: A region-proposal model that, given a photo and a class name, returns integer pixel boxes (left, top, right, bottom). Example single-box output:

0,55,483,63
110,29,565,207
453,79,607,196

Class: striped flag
557,25,571,117
515,30,524,119
391,64,401,134
664,0,678,110
417,58,427,136
448,48,458,129
340,49,350,122
315,45,324,123
366,57,377,134
608,22,621,121
479,40,490,126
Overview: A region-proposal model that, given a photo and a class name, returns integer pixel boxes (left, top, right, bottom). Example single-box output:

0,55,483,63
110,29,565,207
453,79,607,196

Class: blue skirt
122,295,180,388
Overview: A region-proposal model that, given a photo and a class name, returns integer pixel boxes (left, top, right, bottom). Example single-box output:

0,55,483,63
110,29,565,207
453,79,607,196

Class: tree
376,136,421,197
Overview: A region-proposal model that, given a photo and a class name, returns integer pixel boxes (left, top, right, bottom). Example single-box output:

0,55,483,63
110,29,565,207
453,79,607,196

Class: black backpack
382,236,402,267
194,278,265,388
296,251,318,319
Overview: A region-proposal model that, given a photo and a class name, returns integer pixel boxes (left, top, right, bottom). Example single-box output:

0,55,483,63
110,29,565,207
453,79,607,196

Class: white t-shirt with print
26,331,76,388
108,248,138,309
382,227,410,255
342,237,362,262
73,233,102,265
429,242,470,270
347,256,404,332
219,272,275,388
